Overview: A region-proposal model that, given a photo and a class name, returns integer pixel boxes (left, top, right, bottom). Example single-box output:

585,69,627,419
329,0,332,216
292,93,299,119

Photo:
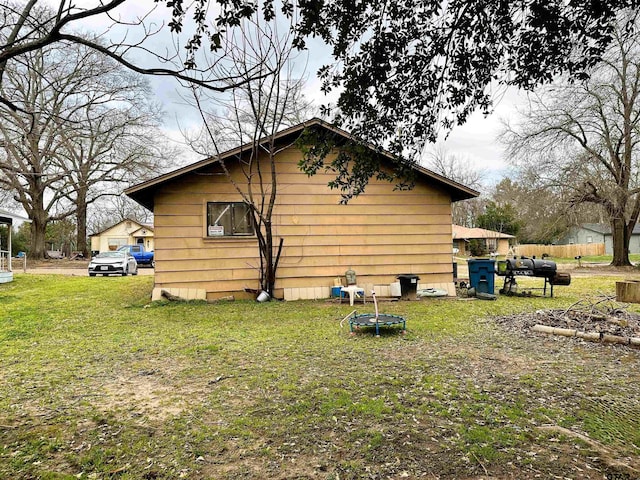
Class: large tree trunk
30,210,48,260
611,217,632,266
76,187,88,257
23,182,49,259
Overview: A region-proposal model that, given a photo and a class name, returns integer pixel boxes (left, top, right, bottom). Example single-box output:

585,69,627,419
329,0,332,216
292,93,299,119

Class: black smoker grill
497,257,571,297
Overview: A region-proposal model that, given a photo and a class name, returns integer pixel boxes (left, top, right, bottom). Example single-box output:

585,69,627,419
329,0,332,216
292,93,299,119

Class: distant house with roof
452,225,516,256
558,223,608,246
89,219,154,255
558,223,640,254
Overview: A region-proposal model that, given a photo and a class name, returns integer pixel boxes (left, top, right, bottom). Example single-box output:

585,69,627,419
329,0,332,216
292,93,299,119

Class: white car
88,251,138,276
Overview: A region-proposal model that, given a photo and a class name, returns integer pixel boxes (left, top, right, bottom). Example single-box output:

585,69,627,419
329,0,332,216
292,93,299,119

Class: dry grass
1,272,639,479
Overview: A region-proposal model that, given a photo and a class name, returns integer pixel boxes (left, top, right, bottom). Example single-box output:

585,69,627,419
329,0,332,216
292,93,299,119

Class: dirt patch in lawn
100,371,186,421
491,299,640,478
98,365,213,422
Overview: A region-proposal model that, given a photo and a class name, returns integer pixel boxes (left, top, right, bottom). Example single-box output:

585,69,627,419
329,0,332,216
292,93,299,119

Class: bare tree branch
501,12,640,265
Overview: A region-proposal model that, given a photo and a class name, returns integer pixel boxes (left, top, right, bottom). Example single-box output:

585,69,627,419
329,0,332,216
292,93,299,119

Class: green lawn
457,253,640,265
1,274,639,479
558,253,640,264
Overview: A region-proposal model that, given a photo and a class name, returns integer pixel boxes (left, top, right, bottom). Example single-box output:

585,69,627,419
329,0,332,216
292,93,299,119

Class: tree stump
616,281,640,303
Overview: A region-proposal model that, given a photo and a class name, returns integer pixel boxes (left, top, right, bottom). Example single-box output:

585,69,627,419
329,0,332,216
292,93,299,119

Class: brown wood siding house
125,119,478,301
452,225,515,256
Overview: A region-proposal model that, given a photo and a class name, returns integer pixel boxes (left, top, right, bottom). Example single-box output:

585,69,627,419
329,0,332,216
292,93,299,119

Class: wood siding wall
152,148,455,299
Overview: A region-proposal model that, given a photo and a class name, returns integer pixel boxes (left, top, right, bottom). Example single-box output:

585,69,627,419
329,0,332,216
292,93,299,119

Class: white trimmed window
207,202,254,237
107,238,128,250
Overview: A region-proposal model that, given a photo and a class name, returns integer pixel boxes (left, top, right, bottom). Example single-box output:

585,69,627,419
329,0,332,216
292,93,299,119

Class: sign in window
207,202,254,237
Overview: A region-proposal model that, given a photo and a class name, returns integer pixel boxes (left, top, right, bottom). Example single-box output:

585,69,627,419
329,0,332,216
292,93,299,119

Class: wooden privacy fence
514,243,605,258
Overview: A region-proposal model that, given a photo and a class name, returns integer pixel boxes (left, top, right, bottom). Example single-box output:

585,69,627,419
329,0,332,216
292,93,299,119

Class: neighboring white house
0,209,31,283
89,219,154,255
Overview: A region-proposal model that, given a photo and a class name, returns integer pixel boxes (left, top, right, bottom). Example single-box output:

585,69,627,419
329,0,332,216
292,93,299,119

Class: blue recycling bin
467,259,496,295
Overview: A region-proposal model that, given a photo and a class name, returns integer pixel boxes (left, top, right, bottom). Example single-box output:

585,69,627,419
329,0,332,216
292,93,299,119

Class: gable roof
131,225,154,235
578,223,610,235
125,118,480,211
452,225,515,240
89,218,153,237
577,222,640,236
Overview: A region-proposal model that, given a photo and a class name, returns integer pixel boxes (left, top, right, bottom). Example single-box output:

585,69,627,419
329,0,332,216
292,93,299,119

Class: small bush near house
469,238,487,256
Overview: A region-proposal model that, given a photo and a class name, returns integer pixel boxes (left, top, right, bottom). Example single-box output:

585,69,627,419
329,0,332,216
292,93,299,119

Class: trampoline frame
348,290,407,337
349,313,407,337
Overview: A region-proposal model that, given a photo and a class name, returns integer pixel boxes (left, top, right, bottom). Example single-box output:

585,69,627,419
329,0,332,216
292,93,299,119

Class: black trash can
397,274,420,300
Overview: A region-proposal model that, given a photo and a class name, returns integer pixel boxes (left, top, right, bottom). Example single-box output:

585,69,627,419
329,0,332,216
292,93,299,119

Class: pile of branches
495,294,640,345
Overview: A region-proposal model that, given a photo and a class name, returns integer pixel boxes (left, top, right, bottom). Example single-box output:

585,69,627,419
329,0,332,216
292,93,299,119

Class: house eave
0,209,31,225
89,218,148,237
125,118,480,210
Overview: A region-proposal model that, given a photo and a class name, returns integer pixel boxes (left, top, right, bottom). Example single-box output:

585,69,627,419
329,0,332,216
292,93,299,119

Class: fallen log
602,334,630,345
532,325,576,337
532,324,555,335
576,331,601,341
533,324,640,348
552,327,578,337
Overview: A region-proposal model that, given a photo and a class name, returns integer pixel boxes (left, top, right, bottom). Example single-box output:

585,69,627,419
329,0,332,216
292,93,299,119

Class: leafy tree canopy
2,0,639,194
311,0,638,161
3,1,637,125
476,202,523,238
296,0,639,194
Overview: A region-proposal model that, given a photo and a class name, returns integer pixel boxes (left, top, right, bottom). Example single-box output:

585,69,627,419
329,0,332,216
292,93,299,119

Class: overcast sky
150,51,519,191
74,1,520,187
154,73,517,186
436,88,523,185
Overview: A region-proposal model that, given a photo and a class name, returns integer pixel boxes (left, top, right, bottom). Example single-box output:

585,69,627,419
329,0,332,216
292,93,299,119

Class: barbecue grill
497,256,571,297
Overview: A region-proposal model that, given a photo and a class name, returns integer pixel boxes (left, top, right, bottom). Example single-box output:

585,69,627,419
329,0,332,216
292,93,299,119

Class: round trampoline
348,312,407,337
347,290,407,336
